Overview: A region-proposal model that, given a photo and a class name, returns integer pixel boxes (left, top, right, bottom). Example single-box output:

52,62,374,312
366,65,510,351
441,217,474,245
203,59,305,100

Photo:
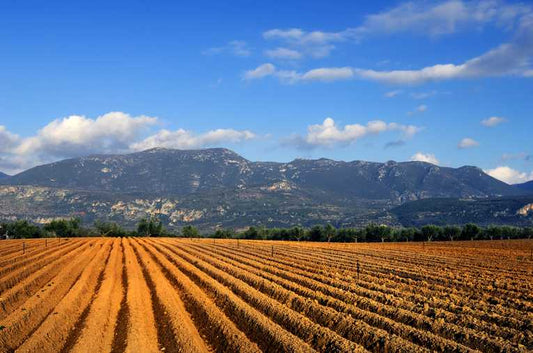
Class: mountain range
516,180,533,192
0,148,532,230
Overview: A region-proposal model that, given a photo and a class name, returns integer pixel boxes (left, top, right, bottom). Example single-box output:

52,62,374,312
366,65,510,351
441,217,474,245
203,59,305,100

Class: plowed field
1,238,532,352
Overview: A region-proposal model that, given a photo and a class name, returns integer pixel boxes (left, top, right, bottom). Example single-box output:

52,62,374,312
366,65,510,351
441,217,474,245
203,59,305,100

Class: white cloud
300,67,354,82
264,47,302,60
258,1,532,64
0,112,258,174
204,40,251,57
353,9,533,85
287,117,421,149
384,90,402,98
355,0,530,38
0,126,20,152
458,137,480,149
481,116,507,126
410,152,439,165
417,104,428,112
263,28,349,58
131,128,256,151
501,152,531,161
410,90,438,99
249,28,533,85
243,63,276,80
485,166,533,184
408,104,428,115
244,64,355,83
250,2,533,85
15,112,157,157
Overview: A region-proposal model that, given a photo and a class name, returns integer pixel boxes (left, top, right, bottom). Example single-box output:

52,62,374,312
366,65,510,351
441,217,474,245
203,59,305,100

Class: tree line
1,218,532,242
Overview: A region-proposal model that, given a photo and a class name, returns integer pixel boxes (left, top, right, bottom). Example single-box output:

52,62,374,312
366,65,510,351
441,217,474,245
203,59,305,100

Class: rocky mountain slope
0,148,530,230
0,172,8,179
2,148,522,199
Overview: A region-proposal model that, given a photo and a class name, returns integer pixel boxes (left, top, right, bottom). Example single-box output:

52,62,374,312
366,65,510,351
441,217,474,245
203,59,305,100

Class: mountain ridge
516,180,533,192
1,148,530,230
1,148,522,200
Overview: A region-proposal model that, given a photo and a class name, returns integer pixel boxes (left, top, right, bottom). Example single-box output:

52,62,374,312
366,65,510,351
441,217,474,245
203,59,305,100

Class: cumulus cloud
203,40,251,57
481,116,507,126
15,112,157,157
0,126,20,152
243,63,276,80
264,47,302,60
0,112,258,174
458,137,480,149
485,166,533,184
410,152,440,165
286,117,421,149
131,129,256,151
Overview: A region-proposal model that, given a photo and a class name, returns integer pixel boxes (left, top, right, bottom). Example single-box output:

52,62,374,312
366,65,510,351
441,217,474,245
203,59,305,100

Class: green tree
364,224,391,242
461,223,481,240
421,225,442,241
484,225,503,240
307,225,325,242
44,218,81,238
442,225,461,241
94,221,128,237
324,224,337,242
1,220,42,239
136,217,165,237
400,228,416,242
214,229,232,238
182,225,200,238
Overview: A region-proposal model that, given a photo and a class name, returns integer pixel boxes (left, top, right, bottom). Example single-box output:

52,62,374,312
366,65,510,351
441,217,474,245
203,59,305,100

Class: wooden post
356,260,360,280
45,239,47,248
271,245,274,257
237,239,240,249
22,242,25,254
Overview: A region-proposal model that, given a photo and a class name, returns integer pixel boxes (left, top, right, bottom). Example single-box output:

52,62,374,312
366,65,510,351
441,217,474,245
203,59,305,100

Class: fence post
271,245,274,257
356,260,360,281
23,242,25,254
45,239,47,248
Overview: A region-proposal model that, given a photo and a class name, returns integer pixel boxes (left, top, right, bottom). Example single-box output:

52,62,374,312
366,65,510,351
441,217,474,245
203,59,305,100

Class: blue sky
0,0,532,183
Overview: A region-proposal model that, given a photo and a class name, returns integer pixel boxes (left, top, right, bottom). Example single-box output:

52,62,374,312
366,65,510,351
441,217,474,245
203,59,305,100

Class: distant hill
0,148,529,230
516,180,533,193
0,172,8,179
391,196,533,227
